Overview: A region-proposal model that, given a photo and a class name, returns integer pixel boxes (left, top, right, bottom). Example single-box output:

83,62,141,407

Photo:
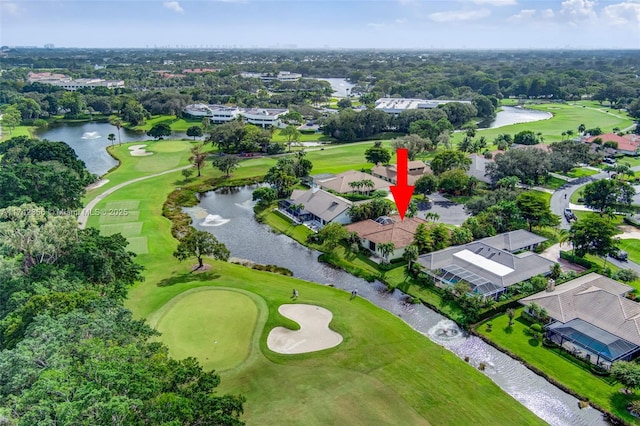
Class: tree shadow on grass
610,391,635,422
528,338,540,347
503,326,514,334
157,270,221,287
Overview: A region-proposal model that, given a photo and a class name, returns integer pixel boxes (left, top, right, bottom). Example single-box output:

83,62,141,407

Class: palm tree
109,116,123,145
578,123,586,135
378,242,396,263
189,143,208,177
361,179,375,195
107,133,116,146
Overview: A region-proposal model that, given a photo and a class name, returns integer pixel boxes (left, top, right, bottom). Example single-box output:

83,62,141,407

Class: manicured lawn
564,167,599,179
1,125,36,141
543,176,567,190
271,129,333,143
84,144,545,426
477,309,636,423
129,115,204,132
618,239,640,265
452,102,633,147
151,287,261,371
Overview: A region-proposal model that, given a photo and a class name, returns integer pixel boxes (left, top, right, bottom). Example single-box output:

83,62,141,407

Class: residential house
345,215,429,261
316,170,390,194
278,188,352,229
418,230,554,299
585,133,639,156
372,161,431,186
467,154,493,184
520,273,640,367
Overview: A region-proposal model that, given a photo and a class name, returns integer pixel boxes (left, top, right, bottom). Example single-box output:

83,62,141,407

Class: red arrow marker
390,148,415,220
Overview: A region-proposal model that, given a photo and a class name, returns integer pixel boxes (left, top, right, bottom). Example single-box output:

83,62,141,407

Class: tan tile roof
345,216,429,249
520,273,640,345
317,170,391,194
371,162,432,185
290,188,352,222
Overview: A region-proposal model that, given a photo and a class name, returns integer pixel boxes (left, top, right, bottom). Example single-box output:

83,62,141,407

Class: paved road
78,165,190,229
550,165,640,230
547,165,640,273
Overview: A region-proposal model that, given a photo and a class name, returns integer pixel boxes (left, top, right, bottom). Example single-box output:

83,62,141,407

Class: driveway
418,193,470,226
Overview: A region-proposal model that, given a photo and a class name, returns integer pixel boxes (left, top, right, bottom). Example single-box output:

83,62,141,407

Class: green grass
84,142,545,426
1,125,36,142
129,115,204,132
618,239,640,265
453,102,633,147
151,287,261,372
564,168,599,179
477,309,636,423
543,176,567,190
271,129,333,143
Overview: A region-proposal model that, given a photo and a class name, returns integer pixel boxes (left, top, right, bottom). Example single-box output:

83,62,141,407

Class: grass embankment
84,142,545,425
477,308,636,424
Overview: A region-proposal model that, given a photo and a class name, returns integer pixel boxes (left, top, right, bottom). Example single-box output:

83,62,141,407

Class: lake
37,122,185,176
483,105,552,129
314,78,355,97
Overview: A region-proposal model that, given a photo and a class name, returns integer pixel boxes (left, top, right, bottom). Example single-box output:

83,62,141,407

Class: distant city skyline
1,0,639,50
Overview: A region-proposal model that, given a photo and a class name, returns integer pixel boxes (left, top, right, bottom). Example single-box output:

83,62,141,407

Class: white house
183,104,288,128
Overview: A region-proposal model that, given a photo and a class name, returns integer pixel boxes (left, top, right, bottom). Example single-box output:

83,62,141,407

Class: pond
37,122,186,177
314,78,355,98
186,185,606,426
481,106,552,129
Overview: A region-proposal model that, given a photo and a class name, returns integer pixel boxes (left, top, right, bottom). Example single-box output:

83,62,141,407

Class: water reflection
187,185,606,426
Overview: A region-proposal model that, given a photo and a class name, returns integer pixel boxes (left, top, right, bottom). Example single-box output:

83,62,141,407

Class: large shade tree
568,215,619,260
583,179,635,215
173,229,230,270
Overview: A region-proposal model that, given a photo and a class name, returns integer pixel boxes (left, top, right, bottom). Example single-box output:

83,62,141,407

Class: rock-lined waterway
186,186,607,426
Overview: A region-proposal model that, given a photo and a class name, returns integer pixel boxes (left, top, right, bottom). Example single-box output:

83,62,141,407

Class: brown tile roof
520,273,640,346
586,133,639,153
371,162,432,185
345,216,429,249
317,170,391,193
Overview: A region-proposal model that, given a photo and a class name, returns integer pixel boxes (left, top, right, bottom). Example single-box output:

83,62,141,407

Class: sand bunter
267,304,343,354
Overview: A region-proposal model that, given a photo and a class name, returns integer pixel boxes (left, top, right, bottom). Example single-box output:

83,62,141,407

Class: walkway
78,165,190,229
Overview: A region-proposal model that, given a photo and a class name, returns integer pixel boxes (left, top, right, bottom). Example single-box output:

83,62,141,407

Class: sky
1,0,639,49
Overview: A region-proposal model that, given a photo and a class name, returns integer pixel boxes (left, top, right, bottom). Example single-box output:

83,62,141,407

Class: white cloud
540,8,555,19
395,18,408,24
602,1,640,25
508,8,535,22
560,0,597,21
428,9,491,22
163,1,184,13
367,22,387,29
469,0,517,5
0,1,25,15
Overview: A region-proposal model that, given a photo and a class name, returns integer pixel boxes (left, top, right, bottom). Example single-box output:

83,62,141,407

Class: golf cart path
78,165,191,229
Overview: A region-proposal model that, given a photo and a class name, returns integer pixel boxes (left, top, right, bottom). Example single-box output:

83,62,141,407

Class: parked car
564,208,577,222
603,157,616,165
610,250,628,261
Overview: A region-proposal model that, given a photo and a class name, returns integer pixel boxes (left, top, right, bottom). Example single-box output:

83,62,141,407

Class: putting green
154,288,260,371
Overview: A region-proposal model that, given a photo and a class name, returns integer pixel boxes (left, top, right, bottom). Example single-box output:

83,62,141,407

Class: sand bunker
129,144,153,156
267,304,343,354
